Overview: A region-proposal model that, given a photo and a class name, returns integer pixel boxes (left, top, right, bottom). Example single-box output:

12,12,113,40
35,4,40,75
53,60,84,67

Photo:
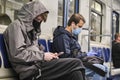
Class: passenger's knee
69,58,82,63
70,58,84,67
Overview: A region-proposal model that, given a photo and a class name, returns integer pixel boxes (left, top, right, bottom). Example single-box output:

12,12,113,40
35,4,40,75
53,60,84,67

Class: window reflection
68,0,75,19
57,0,75,26
90,0,102,42
112,11,119,39
91,0,102,12
113,13,117,36
95,2,101,12
91,12,101,41
0,0,31,32
58,0,63,26
0,0,30,25
14,0,30,3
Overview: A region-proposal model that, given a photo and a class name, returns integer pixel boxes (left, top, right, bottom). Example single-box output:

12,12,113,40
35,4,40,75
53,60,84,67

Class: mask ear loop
71,23,74,34
71,22,75,33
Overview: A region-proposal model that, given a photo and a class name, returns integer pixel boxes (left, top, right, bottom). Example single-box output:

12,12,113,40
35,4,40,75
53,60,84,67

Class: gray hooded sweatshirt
3,1,48,79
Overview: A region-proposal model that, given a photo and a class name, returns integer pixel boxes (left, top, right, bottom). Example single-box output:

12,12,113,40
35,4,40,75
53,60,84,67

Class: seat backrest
92,47,97,52
91,46,110,62
102,47,110,62
97,47,104,58
0,34,11,68
47,40,53,52
38,39,49,52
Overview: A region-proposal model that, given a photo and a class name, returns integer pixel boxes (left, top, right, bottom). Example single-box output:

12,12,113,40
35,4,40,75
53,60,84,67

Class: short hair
68,13,86,26
114,33,120,40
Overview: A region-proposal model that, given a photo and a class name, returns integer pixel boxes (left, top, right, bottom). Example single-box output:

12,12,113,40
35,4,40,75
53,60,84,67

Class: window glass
58,0,63,26
0,6,1,13
112,12,119,39
57,0,77,27
15,0,30,3
91,12,101,41
0,0,30,24
113,13,117,35
90,0,102,42
68,0,75,19
0,0,30,32
95,1,101,12
91,1,101,12
91,1,95,9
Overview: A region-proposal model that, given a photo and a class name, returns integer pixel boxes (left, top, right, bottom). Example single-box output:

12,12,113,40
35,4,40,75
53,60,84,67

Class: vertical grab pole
88,0,92,51
63,0,69,27
109,0,113,77
74,0,79,13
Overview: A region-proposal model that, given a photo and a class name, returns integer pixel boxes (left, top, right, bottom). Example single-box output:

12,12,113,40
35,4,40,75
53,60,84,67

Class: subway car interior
0,0,120,80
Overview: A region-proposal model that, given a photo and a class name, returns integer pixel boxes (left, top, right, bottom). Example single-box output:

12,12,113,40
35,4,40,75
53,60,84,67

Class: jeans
85,64,108,80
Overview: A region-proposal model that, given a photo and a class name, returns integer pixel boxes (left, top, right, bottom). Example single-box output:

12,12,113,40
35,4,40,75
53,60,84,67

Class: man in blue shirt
53,13,108,80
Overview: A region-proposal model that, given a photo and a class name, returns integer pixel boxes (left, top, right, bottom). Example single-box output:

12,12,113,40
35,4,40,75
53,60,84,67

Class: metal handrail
82,34,113,76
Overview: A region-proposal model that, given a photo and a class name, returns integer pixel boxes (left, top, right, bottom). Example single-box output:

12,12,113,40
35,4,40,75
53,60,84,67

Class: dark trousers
52,71,84,80
24,58,85,80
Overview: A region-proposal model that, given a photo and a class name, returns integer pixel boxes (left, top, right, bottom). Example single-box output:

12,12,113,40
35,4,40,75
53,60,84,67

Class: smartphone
58,52,64,56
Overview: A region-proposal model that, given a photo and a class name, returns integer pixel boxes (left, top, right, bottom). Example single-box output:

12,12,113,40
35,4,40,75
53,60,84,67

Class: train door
112,11,119,40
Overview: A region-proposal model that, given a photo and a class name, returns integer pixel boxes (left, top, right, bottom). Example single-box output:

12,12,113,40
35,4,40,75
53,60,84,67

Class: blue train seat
103,47,110,62
91,47,99,56
38,39,48,52
47,40,53,52
0,34,18,80
91,47,110,62
92,47,97,52
0,56,1,67
0,34,11,68
106,48,110,61
97,47,104,58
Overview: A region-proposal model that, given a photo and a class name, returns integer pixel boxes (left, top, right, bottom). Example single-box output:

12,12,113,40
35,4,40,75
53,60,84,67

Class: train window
90,0,103,42
57,0,78,27
0,0,31,32
15,0,31,3
58,0,63,26
68,0,75,19
91,0,102,12
0,6,1,13
0,14,11,25
112,11,119,39
0,0,31,22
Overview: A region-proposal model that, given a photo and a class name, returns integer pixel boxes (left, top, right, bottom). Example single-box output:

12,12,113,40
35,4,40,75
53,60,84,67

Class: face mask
72,28,82,35
32,19,42,33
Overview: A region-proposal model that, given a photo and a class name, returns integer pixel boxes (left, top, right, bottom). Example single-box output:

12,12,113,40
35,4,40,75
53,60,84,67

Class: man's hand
44,52,59,61
39,44,45,50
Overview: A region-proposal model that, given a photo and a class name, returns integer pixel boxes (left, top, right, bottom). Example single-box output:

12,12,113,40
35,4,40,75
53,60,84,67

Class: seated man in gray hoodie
3,1,85,80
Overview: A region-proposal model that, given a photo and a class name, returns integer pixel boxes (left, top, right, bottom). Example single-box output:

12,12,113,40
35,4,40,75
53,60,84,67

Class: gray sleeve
4,23,44,63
